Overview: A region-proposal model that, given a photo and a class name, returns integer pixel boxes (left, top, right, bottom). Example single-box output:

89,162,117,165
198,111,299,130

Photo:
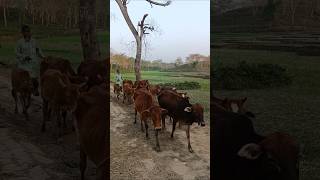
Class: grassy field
111,71,210,123
213,48,320,180
0,27,108,68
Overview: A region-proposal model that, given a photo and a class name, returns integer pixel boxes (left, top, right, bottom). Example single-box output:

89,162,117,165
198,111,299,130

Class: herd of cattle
213,95,300,180
8,55,300,179
114,79,206,153
11,56,108,179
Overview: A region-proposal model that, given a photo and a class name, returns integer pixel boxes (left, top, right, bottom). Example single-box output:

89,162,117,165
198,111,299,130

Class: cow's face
183,105,205,126
237,135,299,180
137,80,149,89
143,106,167,130
64,84,81,111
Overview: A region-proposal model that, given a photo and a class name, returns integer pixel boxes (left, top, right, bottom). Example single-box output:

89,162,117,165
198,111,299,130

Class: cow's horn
184,107,192,112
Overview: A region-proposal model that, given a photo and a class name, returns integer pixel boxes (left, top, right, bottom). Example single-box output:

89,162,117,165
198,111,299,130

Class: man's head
116,69,120,74
21,25,31,41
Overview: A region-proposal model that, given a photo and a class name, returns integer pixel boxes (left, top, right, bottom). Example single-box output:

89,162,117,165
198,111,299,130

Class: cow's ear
141,109,150,117
161,108,168,115
237,143,262,160
58,78,67,89
184,107,192,112
97,74,103,80
242,97,247,104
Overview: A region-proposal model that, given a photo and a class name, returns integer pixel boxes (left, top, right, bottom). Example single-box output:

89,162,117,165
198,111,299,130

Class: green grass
213,48,320,180
111,71,210,122
0,28,108,68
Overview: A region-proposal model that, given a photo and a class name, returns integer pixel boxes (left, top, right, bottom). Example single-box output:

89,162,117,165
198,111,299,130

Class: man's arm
34,40,44,58
15,41,24,65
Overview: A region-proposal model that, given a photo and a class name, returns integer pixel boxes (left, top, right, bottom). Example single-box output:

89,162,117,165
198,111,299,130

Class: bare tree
115,0,171,81
79,0,101,61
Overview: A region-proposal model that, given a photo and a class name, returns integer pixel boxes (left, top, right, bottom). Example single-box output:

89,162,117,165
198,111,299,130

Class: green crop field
111,71,210,123
0,27,108,68
213,48,320,180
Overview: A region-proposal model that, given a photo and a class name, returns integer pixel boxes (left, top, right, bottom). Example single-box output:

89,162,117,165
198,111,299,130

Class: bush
159,81,201,90
213,61,292,90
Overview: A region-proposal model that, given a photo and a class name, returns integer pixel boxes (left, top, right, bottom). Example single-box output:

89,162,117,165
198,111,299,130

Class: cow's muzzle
199,121,205,127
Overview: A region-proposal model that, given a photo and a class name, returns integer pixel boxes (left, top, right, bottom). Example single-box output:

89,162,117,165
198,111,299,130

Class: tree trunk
3,7,7,27
79,0,101,61
115,0,141,81
135,38,142,81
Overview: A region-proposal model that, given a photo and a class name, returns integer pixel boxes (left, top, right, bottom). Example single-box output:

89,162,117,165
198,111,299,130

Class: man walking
15,25,44,96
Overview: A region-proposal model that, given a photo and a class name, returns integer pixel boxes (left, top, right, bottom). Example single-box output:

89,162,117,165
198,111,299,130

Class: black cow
158,90,205,153
212,103,299,180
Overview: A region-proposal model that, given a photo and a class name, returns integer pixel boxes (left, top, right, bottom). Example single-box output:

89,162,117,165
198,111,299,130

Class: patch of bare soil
0,68,96,180
110,85,210,180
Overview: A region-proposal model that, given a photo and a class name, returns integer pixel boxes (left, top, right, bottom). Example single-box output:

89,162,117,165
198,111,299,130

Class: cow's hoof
188,148,194,153
155,146,161,152
57,138,63,144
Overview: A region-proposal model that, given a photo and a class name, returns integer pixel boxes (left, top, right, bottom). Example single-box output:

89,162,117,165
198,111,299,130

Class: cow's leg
122,93,125,103
171,120,177,138
161,114,166,131
20,95,28,120
11,89,18,114
42,100,48,132
56,110,62,143
145,120,148,138
134,109,137,124
62,111,67,134
186,125,193,153
23,95,31,121
155,129,160,152
80,149,87,180
47,108,52,121
140,118,144,132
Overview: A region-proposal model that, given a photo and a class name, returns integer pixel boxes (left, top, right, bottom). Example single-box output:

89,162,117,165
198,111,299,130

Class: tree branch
145,0,171,7
115,0,139,42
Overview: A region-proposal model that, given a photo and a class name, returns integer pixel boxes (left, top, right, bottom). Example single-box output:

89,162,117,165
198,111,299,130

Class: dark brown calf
123,83,134,104
11,68,33,120
41,69,81,141
113,84,122,101
74,85,108,180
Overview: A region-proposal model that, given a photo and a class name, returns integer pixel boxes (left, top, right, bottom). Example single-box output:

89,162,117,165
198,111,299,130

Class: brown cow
74,85,108,180
113,84,122,101
77,59,108,91
123,83,134,104
41,69,81,141
149,84,161,97
123,79,133,87
11,68,34,120
134,80,150,90
40,56,86,84
134,88,167,151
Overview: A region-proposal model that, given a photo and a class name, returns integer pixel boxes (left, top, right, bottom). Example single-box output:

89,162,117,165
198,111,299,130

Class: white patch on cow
237,143,262,160
230,103,239,113
182,94,186,98
184,107,192,112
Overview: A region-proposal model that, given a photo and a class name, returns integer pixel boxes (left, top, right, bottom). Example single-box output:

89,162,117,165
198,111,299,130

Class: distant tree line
0,0,108,29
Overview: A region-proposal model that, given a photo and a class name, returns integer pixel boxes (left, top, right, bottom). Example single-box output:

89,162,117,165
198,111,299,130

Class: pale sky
110,0,210,63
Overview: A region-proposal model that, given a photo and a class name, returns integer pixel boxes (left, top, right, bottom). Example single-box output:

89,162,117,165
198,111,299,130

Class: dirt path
110,85,210,180
0,68,96,180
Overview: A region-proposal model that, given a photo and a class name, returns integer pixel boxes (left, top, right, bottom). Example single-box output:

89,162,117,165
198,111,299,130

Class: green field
0,27,108,68
111,71,210,122
213,48,320,180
